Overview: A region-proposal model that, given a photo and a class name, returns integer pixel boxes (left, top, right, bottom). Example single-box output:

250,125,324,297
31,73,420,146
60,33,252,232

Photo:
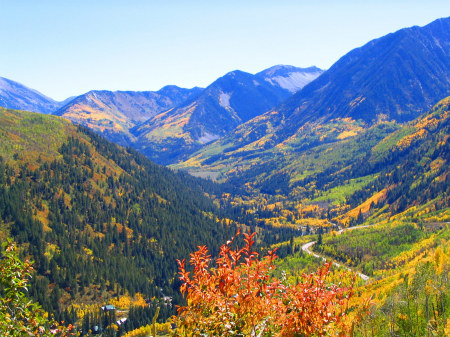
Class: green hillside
0,107,232,323
175,97,449,233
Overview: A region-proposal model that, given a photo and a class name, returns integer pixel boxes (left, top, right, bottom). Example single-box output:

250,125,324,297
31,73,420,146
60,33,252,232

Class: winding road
301,225,375,282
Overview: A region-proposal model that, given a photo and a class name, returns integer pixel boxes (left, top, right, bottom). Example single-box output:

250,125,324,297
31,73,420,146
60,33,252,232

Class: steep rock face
134,66,322,164
54,86,203,145
0,77,61,114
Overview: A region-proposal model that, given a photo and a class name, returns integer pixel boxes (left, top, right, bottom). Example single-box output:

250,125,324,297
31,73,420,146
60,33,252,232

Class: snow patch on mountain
265,71,323,93
198,132,220,144
219,93,231,108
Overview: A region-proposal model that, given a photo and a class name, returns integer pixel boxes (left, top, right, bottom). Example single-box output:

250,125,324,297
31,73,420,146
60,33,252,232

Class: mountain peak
222,69,253,79
280,16,450,128
256,65,324,93
157,85,202,96
257,65,323,77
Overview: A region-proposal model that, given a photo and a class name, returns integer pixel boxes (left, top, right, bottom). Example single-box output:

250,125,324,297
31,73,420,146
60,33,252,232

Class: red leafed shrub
175,230,363,336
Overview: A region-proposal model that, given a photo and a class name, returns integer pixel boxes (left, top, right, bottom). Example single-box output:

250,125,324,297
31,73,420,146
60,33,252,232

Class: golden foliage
344,188,388,220
396,128,428,150
122,322,172,337
110,293,147,310
337,130,358,139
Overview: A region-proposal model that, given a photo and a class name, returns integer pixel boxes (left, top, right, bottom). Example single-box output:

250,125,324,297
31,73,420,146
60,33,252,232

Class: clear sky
1,0,449,101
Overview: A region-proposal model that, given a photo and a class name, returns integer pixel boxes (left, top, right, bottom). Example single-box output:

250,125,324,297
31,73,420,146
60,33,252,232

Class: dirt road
301,225,374,281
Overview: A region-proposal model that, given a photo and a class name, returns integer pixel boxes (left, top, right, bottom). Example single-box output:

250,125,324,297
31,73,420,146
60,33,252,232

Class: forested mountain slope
341,96,449,221
175,96,449,236
0,107,230,320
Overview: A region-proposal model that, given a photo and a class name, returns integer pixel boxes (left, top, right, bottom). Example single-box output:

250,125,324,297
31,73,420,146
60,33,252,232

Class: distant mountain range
1,17,449,173
54,86,203,145
0,65,323,164
133,66,323,163
177,16,450,179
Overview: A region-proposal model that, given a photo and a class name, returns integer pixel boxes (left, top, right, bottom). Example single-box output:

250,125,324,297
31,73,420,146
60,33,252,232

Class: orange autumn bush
175,230,363,336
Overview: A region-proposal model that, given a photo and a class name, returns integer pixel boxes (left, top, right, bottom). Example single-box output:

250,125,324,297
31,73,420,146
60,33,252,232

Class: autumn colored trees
176,230,363,336
0,240,74,336
356,243,450,337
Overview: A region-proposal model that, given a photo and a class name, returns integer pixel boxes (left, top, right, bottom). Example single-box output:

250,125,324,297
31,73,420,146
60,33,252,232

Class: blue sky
1,0,449,100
